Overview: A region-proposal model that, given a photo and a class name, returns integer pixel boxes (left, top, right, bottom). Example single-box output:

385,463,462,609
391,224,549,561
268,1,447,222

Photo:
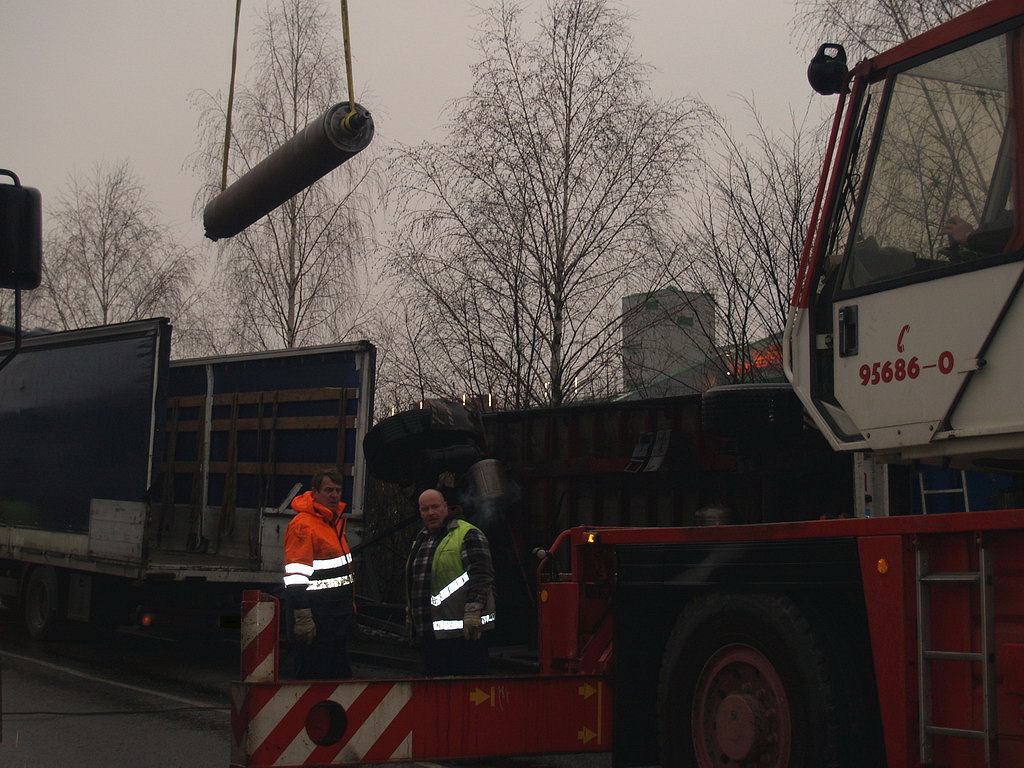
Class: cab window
841,30,1018,293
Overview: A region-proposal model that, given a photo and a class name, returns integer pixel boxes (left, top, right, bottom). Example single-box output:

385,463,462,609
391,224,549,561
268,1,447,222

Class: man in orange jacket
283,470,355,679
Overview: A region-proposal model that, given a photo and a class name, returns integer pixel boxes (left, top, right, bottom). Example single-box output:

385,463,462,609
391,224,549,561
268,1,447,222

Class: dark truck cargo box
0,318,374,602
482,393,854,554
361,394,853,645
0,319,166,534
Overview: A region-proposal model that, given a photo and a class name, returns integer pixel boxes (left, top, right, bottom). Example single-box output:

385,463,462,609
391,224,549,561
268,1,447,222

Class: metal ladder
919,469,970,514
915,538,998,766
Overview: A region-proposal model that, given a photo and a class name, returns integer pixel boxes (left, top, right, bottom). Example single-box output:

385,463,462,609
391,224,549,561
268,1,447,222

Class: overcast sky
1,1,823,251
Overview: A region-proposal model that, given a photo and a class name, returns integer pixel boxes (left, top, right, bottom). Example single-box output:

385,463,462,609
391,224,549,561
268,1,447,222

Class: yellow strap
220,0,358,181
340,0,357,122
220,0,242,192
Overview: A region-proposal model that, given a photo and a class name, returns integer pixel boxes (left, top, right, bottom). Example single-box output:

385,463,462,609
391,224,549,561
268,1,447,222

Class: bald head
418,489,448,531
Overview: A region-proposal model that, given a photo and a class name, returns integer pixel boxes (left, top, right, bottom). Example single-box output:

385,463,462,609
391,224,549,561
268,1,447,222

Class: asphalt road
2,649,229,768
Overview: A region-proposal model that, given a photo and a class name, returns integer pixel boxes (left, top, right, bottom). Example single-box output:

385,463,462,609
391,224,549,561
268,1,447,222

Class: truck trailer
0,318,374,639
229,1,1024,766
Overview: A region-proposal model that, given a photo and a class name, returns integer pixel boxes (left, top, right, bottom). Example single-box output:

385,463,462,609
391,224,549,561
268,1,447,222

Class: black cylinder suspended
203,101,374,241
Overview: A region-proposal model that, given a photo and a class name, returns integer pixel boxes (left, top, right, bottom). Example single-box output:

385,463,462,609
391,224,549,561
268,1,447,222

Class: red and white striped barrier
231,590,612,767
240,590,280,683
231,675,611,767
232,679,414,767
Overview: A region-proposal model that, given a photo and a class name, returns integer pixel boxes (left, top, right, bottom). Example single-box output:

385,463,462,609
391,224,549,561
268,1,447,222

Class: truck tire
363,400,485,484
657,593,840,768
24,565,64,640
700,383,804,441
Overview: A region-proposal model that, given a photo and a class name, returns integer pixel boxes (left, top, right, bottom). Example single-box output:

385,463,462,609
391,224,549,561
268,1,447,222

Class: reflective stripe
430,571,469,607
313,553,352,570
432,613,496,632
432,618,464,631
306,574,355,591
285,549,352,590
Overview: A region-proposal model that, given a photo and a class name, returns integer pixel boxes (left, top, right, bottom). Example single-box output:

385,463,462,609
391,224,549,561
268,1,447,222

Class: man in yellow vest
406,488,496,674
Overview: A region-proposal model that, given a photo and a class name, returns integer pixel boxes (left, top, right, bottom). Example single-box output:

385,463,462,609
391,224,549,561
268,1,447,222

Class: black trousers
291,609,354,680
418,632,490,675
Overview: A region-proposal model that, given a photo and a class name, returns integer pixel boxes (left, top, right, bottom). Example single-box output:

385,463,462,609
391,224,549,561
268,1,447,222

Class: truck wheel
363,400,486,484
701,383,804,441
657,593,840,768
24,565,64,640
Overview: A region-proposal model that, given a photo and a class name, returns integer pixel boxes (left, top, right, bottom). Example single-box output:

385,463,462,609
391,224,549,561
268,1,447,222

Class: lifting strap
221,0,242,192
339,0,359,129
218,0,361,191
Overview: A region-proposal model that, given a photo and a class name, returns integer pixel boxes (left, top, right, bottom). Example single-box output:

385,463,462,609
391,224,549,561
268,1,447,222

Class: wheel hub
714,693,762,760
692,644,791,767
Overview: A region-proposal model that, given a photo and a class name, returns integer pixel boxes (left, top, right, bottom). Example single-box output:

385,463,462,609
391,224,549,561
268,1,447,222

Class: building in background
621,288,716,398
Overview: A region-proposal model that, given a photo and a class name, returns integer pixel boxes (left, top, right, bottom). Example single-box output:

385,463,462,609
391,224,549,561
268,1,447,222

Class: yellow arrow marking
578,683,596,699
469,687,493,706
578,727,596,744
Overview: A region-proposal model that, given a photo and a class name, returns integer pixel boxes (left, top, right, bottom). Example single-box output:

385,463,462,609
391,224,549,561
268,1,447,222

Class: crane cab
785,0,1024,471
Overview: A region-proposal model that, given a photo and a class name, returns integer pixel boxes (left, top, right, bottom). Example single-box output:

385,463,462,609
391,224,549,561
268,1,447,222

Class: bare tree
34,160,193,330
659,102,822,385
0,288,42,335
388,0,707,408
369,300,442,415
674,0,989,386
192,0,380,351
797,0,984,56
630,1,989,395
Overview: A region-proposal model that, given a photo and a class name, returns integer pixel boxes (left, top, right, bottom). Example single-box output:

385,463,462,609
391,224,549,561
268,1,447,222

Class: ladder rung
923,649,983,662
915,537,995,767
921,488,966,495
920,571,980,583
923,725,986,739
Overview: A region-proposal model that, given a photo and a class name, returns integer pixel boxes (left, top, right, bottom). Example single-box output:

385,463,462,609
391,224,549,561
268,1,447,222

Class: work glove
463,602,483,641
293,608,316,644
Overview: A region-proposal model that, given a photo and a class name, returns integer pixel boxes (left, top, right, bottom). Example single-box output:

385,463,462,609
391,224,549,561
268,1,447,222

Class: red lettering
938,351,954,374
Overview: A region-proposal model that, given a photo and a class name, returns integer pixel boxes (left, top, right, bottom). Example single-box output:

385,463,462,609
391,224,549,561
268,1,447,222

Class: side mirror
807,44,849,96
0,170,43,290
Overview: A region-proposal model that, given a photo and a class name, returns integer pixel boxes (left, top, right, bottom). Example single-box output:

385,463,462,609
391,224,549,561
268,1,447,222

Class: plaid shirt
408,517,494,639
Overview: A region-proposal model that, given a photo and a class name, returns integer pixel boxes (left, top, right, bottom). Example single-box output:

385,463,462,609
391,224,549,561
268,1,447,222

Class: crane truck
229,2,1024,766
